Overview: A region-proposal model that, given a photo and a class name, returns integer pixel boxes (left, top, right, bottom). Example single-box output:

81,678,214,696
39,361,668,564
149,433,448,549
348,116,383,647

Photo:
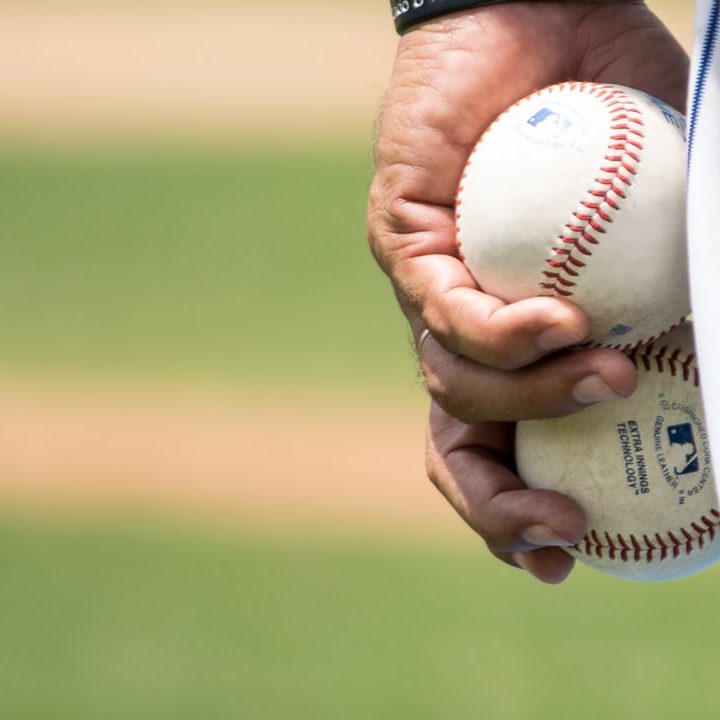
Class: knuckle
422,360,454,409
424,294,527,371
474,322,535,371
424,445,442,492
369,165,415,230
423,358,486,424
367,169,424,276
366,178,391,267
421,304,455,350
422,345,503,423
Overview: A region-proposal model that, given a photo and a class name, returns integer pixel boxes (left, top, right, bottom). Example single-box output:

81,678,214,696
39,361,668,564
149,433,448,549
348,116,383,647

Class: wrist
391,0,645,36
392,0,510,35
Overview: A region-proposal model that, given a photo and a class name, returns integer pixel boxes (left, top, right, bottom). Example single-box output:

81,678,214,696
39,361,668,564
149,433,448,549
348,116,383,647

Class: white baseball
456,82,689,349
516,322,719,581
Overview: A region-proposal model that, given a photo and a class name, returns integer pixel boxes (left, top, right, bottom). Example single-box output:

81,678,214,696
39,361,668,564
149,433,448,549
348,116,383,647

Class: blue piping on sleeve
689,0,720,167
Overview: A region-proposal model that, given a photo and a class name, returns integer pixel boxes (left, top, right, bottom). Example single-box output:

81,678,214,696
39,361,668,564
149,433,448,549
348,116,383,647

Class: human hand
368,1,689,582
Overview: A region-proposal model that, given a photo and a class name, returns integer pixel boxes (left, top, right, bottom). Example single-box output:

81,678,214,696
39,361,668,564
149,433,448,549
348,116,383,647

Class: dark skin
368,1,689,583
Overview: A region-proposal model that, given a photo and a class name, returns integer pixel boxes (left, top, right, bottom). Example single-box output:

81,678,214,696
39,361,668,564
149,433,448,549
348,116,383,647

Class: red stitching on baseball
548,262,579,277
574,511,720,563
623,325,696,382
622,162,637,175
454,170,468,260
575,241,593,255
541,273,575,288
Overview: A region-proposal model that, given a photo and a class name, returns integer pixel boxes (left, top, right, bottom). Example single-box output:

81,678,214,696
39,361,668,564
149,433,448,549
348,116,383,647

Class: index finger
368,191,590,368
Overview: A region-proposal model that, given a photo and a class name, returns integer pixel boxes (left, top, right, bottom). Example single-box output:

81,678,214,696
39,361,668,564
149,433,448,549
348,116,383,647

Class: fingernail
537,325,584,352
572,374,622,405
522,525,576,548
512,552,531,572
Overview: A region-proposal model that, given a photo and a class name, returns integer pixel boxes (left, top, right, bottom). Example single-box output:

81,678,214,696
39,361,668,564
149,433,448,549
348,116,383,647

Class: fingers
368,198,591,369
409,254,592,369
421,335,638,423
426,404,586,584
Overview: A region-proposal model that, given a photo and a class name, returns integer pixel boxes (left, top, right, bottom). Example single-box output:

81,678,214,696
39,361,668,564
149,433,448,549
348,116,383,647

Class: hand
368,1,689,582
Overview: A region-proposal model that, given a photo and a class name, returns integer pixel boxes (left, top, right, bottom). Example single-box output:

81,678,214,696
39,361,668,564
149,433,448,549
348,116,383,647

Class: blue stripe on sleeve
689,0,720,165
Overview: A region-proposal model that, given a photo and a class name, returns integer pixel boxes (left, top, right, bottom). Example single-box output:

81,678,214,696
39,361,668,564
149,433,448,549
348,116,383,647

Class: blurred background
0,2,711,719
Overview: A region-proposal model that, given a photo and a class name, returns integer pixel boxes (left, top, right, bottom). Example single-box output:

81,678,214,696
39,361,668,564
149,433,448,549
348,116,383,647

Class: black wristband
391,0,509,35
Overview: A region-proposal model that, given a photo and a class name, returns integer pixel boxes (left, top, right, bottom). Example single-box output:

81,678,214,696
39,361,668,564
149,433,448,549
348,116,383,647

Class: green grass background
0,514,718,720
2,140,719,720
0,146,415,391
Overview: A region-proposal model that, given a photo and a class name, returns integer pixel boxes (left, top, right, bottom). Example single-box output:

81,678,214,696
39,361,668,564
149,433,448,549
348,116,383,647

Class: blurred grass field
1,141,719,720
0,146,413,390
0,513,718,720
0,1,714,718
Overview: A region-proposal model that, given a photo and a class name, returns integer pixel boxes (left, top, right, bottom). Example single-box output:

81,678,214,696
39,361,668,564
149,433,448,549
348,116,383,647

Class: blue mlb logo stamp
519,102,584,149
526,107,573,138
667,423,699,475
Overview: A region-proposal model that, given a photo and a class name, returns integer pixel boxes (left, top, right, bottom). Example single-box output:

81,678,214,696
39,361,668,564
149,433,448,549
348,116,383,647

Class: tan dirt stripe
0,381,461,533
0,5,396,140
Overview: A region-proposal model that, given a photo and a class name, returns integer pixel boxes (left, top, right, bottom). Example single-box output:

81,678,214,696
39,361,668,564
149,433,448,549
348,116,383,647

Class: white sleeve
687,0,720,469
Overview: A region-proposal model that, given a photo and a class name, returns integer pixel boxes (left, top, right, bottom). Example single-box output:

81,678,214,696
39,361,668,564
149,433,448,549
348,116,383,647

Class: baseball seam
627,336,700,387
575,339,715,564
539,84,643,302
576,510,720,563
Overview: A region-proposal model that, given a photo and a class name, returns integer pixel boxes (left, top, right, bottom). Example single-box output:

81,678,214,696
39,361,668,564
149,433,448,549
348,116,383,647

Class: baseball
516,322,719,582
455,82,689,349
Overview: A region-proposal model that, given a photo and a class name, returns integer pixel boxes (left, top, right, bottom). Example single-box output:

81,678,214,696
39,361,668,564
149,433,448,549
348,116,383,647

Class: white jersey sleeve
687,0,720,483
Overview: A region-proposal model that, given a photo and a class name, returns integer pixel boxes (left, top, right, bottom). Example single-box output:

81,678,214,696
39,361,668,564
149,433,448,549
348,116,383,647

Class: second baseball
516,323,719,582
